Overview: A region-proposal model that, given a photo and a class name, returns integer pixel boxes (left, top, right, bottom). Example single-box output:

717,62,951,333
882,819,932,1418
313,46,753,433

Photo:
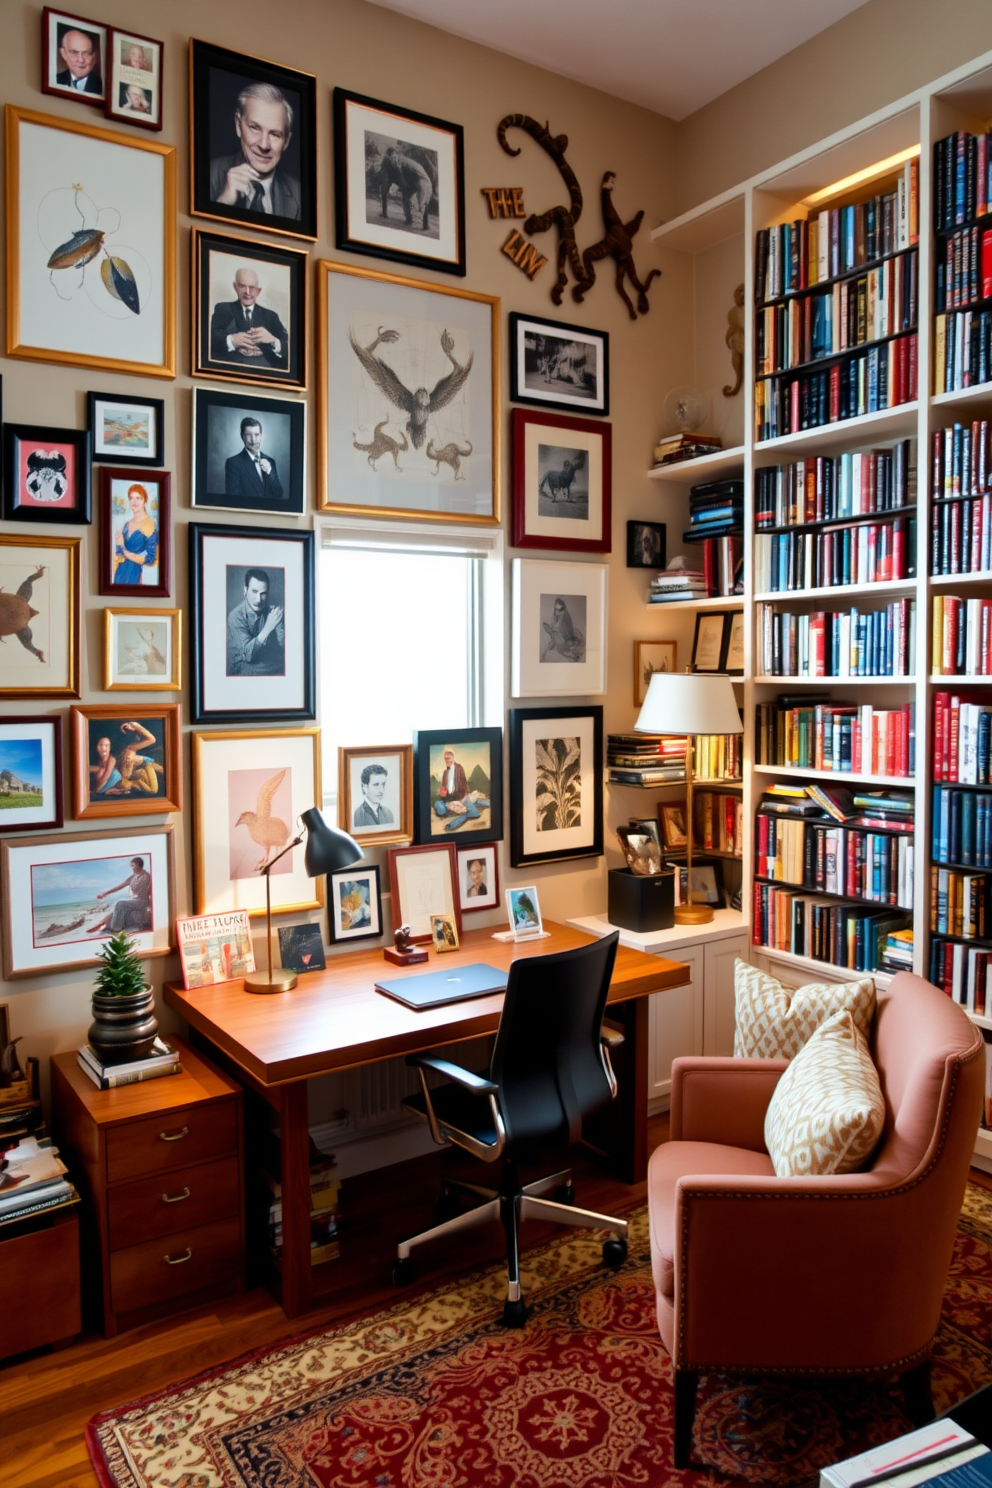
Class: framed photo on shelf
508,706,603,868
691,610,731,674
338,744,413,848
627,520,666,569
192,386,306,516
508,312,608,416
724,610,745,675
2,424,91,523
188,523,315,725
328,863,383,945
511,409,611,553
103,607,182,691
659,800,689,851
104,26,163,131
277,921,326,973
677,858,725,909
633,640,676,706
41,8,107,106
5,107,176,378
456,842,498,914
316,259,499,523
0,824,175,980
190,726,323,918
412,727,502,845
333,88,465,277
387,842,459,944
511,558,607,697
0,717,64,833
616,823,663,875
70,703,182,819
192,228,308,390
0,533,80,701
97,467,171,597
431,912,460,953
88,390,164,466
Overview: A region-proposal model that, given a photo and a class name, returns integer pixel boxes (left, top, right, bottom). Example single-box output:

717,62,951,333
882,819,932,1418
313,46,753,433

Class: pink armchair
647,971,985,1467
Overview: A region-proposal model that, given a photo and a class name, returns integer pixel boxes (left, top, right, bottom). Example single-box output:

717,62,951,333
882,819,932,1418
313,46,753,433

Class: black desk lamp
244,807,363,994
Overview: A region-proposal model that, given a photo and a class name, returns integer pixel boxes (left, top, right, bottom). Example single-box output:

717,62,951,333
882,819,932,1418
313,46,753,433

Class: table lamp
634,671,743,925
244,807,363,994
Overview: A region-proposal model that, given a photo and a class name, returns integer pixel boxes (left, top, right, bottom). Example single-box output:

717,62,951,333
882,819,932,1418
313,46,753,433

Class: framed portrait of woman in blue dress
97,466,171,597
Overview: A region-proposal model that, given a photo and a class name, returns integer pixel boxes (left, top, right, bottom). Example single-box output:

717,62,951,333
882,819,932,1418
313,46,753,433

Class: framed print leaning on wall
0,533,80,700
508,706,603,868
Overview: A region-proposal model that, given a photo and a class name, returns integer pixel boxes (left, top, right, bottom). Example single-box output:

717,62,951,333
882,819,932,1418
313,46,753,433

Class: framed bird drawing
316,260,499,524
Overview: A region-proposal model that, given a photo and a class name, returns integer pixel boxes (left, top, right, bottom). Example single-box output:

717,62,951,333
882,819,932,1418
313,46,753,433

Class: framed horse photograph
511,409,612,553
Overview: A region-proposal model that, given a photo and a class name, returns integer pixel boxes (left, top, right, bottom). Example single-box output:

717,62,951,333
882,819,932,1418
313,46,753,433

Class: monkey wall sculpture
573,171,661,321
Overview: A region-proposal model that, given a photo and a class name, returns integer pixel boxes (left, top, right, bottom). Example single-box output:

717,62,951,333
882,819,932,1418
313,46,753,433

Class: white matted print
340,96,459,267
509,706,604,867
0,536,78,699
506,885,542,935
511,558,607,697
104,607,181,690
456,842,498,913
90,393,162,462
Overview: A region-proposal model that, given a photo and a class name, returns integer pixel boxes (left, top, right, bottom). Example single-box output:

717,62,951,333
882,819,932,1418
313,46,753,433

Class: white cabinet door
647,942,704,1107
703,934,748,1056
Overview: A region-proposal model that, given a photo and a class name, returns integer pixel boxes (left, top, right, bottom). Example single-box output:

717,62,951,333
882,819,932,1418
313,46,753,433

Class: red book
949,695,961,782
892,517,905,579
790,378,800,432
933,691,948,779
908,333,918,401
702,539,717,598
829,363,841,421
982,228,992,300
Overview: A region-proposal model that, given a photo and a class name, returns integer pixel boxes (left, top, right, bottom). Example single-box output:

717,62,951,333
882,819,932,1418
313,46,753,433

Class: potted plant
88,931,159,1065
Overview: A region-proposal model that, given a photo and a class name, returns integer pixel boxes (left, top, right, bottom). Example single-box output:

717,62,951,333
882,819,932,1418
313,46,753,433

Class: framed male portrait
189,39,317,242
41,8,107,106
88,390,164,465
333,88,465,277
456,842,498,915
511,558,607,698
97,466,171,597
105,26,163,132
412,726,502,846
634,639,676,706
189,523,315,726
192,386,306,516
103,606,182,691
193,228,307,389
70,703,182,820
0,533,80,701
387,841,459,943
0,717,64,833
2,423,91,524
338,744,413,849
508,706,603,868
627,521,667,569
509,312,609,416
328,863,383,945
511,409,611,553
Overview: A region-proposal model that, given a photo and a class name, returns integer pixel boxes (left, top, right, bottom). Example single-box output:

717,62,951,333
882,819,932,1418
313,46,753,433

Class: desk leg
585,995,649,1185
278,1081,312,1318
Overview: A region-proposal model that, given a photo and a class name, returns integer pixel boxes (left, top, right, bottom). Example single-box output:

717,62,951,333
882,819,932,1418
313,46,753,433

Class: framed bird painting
190,726,323,918
316,260,499,524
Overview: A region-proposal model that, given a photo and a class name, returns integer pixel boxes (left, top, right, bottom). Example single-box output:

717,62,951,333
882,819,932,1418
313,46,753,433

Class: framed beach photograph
103,607,181,691
189,524,315,726
508,706,603,868
627,521,667,569
387,841,459,944
0,717,64,833
412,727,502,846
338,744,413,849
333,88,465,277
191,727,323,918
317,260,499,523
328,863,383,945
508,312,608,415
189,38,317,242
692,610,732,674
104,26,163,132
6,107,176,378
88,390,164,465
431,912,460,953
0,534,80,701
506,886,543,937
277,921,326,973
456,842,499,914
193,228,307,390
2,424,91,523
176,911,256,988
724,609,745,675
511,409,611,553
634,640,676,706
97,467,170,597
192,386,306,516
70,703,181,820
660,800,689,851
41,8,107,106
511,558,607,698
0,824,175,980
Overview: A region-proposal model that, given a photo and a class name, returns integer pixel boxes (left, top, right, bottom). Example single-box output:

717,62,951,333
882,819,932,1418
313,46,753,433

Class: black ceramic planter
87,987,159,1065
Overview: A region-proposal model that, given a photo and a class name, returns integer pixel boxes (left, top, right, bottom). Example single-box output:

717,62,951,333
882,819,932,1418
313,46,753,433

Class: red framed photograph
511,408,612,553
387,841,460,944
105,26,164,132
41,7,107,107
97,466,171,597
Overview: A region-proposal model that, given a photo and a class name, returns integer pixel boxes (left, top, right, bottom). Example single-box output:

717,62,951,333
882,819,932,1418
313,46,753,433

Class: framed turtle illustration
0,534,81,699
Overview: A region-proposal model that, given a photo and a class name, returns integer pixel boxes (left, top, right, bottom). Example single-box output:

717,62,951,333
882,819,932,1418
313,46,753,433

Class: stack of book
648,564,706,604
652,431,722,467
0,1135,79,1229
607,733,685,786
260,1133,342,1267
77,1035,181,1090
0,1056,44,1156
879,924,914,975
685,479,744,543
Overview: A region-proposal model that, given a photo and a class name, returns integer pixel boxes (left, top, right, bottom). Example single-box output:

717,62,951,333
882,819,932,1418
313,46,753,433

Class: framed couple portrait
192,228,308,390
70,703,182,820
338,744,413,849
511,409,612,554
412,727,502,846
192,387,306,516
41,11,164,131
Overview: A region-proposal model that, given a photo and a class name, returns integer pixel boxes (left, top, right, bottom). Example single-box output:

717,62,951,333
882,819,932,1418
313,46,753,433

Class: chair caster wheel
602,1238,627,1268
392,1257,416,1286
502,1297,527,1327
553,1183,575,1205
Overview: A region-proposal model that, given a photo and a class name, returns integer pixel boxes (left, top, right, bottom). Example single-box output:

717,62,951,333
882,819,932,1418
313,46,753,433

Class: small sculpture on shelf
383,923,428,967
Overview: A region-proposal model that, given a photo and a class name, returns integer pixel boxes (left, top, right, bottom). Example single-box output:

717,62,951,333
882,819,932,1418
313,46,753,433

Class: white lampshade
634,671,743,737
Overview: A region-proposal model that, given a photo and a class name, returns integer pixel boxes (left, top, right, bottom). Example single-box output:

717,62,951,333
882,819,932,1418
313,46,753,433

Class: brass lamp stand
244,834,304,993
677,732,713,926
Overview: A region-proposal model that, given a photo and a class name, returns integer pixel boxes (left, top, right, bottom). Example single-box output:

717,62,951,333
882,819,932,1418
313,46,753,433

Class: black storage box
607,867,675,933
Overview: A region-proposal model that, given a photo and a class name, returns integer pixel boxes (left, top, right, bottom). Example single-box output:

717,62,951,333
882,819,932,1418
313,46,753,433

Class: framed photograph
70,703,181,819
41,8,106,106
189,38,317,242
677,859,725,908
277,921,326,973
0,534,80,700
176,910,255,988
0,825,175,980
97,467,171,597
508,706,603,868
387,842,459,944
508,312,608,416
431,913,460,953
105,27,163,131
6,107,176,378
692,611,731,674
634,640,677,706
511,558,607,698
88,390,164,465
338,744,413,849
333,88,465,277
191,727,323,918
193,229,307,390
506,886,542,936
0,717,64,833
412,727,502,846
189,524,315,726
659,800,689,851
627,521,667,569
724,610,745,676
316,260,499,523
511,409,612,553
192,387,306,516
456,842,499,915
328,864,383,945
616,825,663,876
104,607,181,691
2,424,91,523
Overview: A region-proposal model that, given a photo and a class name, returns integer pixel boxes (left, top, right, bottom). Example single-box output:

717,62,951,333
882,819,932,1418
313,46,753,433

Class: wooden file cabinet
51,1037,245,1337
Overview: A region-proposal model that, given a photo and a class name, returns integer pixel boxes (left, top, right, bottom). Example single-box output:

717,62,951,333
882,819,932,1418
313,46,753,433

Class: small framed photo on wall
103,607,182,691
2,424,91,523
456,842,498,914
508,312,609,416
88,391,164,466
41,8,107,106
338,744,413,848
634,640,676,706
97,467,171,597
627,521,666,569
192,386,306,516
193,229,308,390
511,409,612,553
105,26,163,131
0,716,64,832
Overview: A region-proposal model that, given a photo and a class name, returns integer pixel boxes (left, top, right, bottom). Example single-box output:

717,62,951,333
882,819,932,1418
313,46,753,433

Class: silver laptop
374,962,508,1011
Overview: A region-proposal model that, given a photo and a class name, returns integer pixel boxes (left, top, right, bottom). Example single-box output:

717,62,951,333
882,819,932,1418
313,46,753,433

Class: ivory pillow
764,1010,885,1177
734,960,875,1059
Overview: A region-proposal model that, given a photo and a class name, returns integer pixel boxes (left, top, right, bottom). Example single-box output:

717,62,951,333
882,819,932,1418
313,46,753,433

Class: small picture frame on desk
677,858,724,909
456,842,498,914
328,863,383,945
505,885,542,937
388,842,459,944
430,912,459,953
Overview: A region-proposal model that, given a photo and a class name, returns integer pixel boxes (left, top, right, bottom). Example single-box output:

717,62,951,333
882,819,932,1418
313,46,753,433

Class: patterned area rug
88,1186,992,1488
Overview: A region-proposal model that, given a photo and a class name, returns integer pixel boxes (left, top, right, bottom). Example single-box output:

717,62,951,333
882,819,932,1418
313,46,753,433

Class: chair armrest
406,1052,497,1094
600,1024,624,1049
671,1057,788,1150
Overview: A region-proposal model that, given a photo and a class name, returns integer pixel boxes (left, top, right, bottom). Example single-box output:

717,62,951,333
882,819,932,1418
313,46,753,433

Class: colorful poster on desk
176,910,255,988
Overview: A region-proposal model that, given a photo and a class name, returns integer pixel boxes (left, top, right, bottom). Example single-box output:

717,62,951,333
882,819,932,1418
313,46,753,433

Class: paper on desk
820,1421,984,1488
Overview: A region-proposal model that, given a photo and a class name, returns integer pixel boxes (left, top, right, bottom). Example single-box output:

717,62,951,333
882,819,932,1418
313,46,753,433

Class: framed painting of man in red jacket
413,727,503,845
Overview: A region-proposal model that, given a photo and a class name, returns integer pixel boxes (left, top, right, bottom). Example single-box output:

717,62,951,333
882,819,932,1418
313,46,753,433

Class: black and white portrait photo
42,11,106,105
540,594,586,664
195,230,307,389
225,565,286,679
509,313,609,415
627,520,667,568
347,753,404,837
192,387,305,516
537,443,588,520
105,27,163,130
365,130,439,240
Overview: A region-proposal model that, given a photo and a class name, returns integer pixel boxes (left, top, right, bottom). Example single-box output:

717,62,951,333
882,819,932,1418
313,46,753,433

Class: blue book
962,791,976,867
978,711,991,784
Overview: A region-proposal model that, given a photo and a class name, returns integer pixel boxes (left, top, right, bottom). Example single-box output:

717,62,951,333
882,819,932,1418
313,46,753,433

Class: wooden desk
164,919,688,1317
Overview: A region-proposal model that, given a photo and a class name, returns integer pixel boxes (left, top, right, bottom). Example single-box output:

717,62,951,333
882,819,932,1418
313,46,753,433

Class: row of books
755,515,915,593
752,882,908,972
76,1035,180,1090
701,536,744,597
930,492,992,575
754,333,918,442
933,694,992,784
933,307,992,394
0,1134,79,1229
258,1131,341,1267
756,816,915,908
754,441,915,529
930,937,991,1016
685,479,744,542
931,423,992,502
933,129,992,233
757,598,917,678
930,864,989,940
693,790,743,855
693,731,743,782
935,222,992,312
755,251,917,375
648,566,706,603
755,698,916,777
607,732,685,786
652,431,722,467
932,595,992,676
932,785,992,868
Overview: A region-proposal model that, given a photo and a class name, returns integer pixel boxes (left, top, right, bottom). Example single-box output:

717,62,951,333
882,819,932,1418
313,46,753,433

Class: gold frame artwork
103,606,182,691
5,105,177,378
0,532,80,700
338,743,413,848
70,702,183,820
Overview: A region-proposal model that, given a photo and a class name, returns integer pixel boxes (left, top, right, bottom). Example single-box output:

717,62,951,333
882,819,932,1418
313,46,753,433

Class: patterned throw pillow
764,1010,885,1177
734,960,875,1059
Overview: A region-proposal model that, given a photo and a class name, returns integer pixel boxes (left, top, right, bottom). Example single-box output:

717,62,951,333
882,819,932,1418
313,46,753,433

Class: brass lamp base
244,967,298,994
674,902,715,926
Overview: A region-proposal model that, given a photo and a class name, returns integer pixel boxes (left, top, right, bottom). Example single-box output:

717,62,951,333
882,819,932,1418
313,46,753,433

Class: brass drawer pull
159,1125,189,1142
164,1248,192,1265
161,1187,191,1204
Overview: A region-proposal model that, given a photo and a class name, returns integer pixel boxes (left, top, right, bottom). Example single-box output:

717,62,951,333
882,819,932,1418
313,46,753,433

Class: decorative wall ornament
497,115,583,307
723,282,745,397
500,229,547,279
480,187,525,219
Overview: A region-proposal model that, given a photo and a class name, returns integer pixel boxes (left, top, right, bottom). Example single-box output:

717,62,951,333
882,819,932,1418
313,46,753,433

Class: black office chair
393,931,628,1326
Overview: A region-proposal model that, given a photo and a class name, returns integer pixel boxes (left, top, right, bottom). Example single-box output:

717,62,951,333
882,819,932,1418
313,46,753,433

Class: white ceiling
363,0,873,121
